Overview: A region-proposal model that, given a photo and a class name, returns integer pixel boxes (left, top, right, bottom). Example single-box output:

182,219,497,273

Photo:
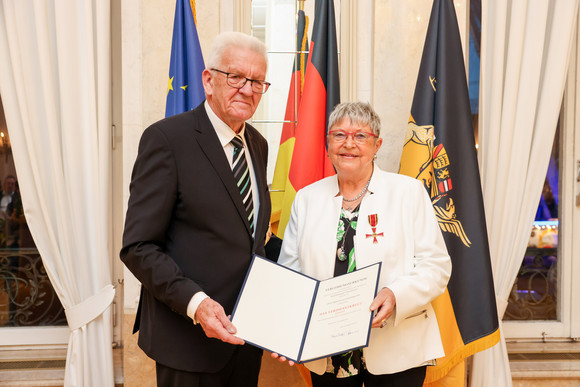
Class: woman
277,102,451,386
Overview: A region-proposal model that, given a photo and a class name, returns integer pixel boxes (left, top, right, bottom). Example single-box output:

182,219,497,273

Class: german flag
276,0,340,238
399,0,500,384
165,0,205,117
270,9,309,236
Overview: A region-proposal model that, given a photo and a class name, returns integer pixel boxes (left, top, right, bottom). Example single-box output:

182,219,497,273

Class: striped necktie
231,135,254,233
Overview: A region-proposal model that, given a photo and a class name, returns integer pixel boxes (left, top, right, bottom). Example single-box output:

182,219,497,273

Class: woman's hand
369,287,396,328
270,352,295,366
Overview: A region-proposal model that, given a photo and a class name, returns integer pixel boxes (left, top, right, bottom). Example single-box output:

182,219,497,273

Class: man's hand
370,287,396,328
195,298,245,345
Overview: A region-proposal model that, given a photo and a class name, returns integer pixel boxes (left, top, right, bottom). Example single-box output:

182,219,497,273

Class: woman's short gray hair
206,32,268,70
327,102,381,136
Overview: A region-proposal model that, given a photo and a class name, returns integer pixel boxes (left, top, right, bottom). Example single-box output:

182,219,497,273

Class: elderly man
121,32,272,387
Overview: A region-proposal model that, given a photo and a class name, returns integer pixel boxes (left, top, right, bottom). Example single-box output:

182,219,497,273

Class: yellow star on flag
167,76,174,94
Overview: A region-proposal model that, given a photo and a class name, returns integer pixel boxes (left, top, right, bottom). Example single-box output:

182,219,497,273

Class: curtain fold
0,1,114,386
472,1,579,386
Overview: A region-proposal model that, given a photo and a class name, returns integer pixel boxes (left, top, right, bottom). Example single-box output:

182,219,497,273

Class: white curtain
471,1,579,386
0,1,114,386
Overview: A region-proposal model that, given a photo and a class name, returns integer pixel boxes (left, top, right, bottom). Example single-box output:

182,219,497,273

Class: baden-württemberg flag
399,0,500,384
270,9,309,236
165,0,205,117
277,0,340,238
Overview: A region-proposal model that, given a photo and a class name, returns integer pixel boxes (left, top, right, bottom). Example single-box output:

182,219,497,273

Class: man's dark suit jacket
120,103,271,373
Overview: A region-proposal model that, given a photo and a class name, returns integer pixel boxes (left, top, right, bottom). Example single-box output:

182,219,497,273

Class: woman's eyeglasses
328,130,378,144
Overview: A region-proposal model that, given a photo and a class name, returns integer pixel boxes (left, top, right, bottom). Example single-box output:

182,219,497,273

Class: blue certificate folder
231,255,382,363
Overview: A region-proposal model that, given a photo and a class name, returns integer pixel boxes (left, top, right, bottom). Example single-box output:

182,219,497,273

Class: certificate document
231,255,381,363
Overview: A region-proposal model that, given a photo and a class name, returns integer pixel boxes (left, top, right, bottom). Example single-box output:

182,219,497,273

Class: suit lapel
192,106,254,237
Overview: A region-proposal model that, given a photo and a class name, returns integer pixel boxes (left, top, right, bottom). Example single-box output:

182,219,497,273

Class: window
502,13,580,340
0,95,67,345
469,0,580,341
505,133,559,323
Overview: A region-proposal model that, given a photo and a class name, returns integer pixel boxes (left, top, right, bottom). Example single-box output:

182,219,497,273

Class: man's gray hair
328,102,381,136
206,32,268,70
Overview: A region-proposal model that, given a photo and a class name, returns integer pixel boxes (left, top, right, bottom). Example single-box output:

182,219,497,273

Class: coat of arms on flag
402,116,471,248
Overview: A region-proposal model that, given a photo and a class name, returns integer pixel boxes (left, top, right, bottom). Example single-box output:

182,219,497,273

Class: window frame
502,14,580,340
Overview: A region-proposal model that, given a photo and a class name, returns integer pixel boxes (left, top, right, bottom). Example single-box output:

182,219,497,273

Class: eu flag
165,0,205,117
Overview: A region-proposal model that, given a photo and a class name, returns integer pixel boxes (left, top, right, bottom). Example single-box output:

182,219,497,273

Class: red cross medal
366,214,384,244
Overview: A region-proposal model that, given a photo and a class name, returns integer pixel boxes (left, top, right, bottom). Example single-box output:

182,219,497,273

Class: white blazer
278,166,452,375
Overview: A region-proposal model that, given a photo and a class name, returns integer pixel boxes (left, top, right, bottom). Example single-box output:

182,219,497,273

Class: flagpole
294,0,307,150
295,2,302,129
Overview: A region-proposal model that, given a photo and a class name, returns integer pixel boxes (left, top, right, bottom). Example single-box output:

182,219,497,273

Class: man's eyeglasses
211,68,271,94
328,130,378,144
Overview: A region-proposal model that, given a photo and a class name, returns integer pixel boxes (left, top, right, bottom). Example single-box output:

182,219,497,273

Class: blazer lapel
192,107,254,237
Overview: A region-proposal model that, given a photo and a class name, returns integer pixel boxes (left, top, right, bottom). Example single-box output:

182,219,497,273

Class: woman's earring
374,154,378,160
